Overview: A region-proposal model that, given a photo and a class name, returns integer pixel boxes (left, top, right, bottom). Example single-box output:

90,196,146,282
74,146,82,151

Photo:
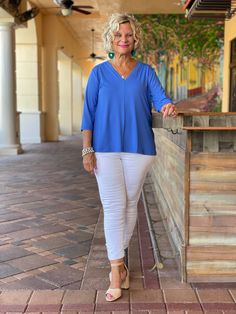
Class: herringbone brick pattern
0,135,235,313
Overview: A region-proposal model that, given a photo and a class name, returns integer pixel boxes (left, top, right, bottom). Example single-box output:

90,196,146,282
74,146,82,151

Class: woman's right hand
83,153,97,174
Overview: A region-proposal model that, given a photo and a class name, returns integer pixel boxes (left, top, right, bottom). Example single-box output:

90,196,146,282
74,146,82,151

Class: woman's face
112,22,135,56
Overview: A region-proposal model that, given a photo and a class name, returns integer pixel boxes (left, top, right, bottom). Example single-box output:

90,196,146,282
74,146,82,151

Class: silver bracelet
82,147,95,157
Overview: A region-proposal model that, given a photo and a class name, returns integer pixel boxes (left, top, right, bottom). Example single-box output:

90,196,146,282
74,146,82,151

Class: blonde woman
81,13,177,302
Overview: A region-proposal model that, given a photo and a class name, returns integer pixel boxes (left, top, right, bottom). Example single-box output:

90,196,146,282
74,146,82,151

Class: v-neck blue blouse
81,61,172,155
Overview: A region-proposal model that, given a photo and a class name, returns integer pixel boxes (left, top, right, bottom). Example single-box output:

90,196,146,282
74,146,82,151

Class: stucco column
0,22,22,155
43,45,59,141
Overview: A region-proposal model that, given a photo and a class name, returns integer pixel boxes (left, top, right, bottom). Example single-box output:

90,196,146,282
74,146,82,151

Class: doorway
57,51,83,135
229,38,236,112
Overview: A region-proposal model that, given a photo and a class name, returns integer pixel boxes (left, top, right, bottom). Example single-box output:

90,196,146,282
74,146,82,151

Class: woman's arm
147,66,177,117
82,130,97,174
83,129,93,148
81,68,99,175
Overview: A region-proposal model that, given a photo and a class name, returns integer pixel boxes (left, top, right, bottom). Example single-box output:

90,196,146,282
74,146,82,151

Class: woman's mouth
119,45,129,48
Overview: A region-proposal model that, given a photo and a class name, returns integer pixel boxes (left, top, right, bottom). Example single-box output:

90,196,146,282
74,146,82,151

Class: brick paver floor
0,135,236,313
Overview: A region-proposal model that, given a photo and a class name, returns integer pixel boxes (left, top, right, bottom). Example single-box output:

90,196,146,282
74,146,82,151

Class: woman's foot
106,260,129,302
109,263,129,289
106,261,130,301
106,261,123,302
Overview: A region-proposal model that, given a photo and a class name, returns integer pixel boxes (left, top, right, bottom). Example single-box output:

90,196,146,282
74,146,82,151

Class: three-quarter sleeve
147,66,172,112
81,68,99,131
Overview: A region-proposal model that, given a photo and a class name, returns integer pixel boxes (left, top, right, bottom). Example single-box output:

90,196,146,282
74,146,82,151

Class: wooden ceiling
30,0,184,59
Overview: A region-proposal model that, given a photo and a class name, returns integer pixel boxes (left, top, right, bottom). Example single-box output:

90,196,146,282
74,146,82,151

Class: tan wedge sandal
106,261,128,302
109,263,129,290
121,263,129,289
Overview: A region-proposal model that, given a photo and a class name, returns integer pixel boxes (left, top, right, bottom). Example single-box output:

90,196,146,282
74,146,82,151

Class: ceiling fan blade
95,56,105,60
89,53,105,60
72,7,92,14
73,5,93,9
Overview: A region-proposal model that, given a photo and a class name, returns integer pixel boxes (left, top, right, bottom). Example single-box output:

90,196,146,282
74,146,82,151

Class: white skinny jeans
94,152,155,261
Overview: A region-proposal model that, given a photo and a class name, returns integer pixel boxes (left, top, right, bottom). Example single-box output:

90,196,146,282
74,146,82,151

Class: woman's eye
114,33,133,39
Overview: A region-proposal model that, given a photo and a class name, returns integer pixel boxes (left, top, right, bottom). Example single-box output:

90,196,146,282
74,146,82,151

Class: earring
131,50,136,57
108,52,115,59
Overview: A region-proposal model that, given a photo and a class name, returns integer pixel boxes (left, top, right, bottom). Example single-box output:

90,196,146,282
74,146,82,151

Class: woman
81,13,177,302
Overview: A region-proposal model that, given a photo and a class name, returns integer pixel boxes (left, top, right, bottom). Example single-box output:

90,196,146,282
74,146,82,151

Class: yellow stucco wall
15,12,94,141
42,15,96,140
223,14,236,112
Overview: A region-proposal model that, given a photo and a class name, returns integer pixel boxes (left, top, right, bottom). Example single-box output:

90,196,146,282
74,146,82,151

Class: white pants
94,152,155,260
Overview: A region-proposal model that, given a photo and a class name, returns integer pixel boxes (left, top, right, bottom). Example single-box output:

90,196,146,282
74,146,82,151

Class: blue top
81,61,172,155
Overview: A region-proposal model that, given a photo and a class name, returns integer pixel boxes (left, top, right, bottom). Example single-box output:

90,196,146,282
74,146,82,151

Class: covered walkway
0,137,236,313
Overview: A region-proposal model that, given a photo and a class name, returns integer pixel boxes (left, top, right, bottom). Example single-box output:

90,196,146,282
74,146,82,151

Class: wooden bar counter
151,112,236,282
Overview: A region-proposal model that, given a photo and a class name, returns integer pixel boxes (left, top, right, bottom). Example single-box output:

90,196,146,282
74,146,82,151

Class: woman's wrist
82,147,95,157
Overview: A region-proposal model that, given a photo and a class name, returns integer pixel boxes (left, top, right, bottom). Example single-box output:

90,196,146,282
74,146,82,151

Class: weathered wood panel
192,131,236,152
187,274,236,283
151,128,186,276
190,215,236,228
151,172,184,253
187,152,236,280
152,113,236,283
191,153,236,169
191,182,236,191
189,154,236,243
193,116,209,127
152,129,186,237
187,245,236,261
190,203,236,216
187,246,236,282
152,112,236,130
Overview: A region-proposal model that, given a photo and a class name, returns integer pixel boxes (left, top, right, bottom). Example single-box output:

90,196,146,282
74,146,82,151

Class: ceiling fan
53,0,93,16
88,28,105,61
0,0,39,24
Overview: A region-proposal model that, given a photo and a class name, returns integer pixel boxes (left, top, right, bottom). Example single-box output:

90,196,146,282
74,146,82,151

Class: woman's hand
161,103,177,118
83,153,97,175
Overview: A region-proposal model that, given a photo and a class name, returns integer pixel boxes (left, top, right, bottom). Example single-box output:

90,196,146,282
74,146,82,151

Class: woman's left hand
161,103,178,118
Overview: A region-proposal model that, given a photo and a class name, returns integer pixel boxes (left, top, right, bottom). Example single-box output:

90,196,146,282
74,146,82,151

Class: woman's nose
121,35,128,42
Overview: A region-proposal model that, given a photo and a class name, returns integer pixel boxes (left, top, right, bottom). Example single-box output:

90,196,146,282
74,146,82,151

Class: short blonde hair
102,13,142,53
